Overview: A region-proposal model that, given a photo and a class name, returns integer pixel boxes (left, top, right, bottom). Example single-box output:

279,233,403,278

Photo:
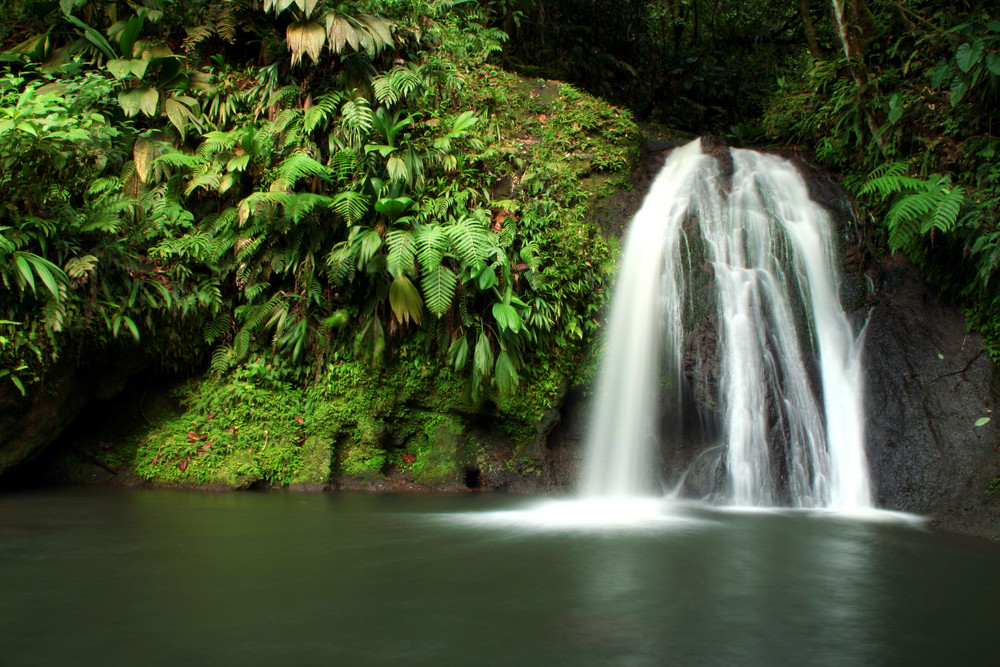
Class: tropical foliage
763,1,1000,357
1,0,639,484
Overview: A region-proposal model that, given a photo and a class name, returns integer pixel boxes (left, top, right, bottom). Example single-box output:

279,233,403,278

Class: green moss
339,438,387,480
405,413,467,487
291,435,333,484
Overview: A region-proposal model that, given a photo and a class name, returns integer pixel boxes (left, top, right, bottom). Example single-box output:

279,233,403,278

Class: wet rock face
700,136,734,191
0,353,147,479
863,258,1000,539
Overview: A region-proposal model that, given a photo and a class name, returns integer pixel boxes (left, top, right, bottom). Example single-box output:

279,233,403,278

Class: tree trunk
799,0,822,58
830,0,885,150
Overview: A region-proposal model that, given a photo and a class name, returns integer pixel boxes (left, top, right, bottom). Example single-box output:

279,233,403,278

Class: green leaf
374,196,412,219
974,417,991,427
886,93,903,124
60,0,84,16
120,315,140,342
950,75,968,107
477,265,498,290
19,252,65,301
119,87,158,117
450,110,479,136
389,274,424,325
165,98,192,138
930,59,950,89
13,255,36,294
118,14,145,58
64,15,116,59
955,41,983,73
491,302,522,333
447,335,469,370
107,59,133,79
473,331,492,380
495,350,519,396
986,52,1000,77
227,154,250,172
357,229,383,267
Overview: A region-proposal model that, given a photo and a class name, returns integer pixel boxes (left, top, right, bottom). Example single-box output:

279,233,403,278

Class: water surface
1,488,996,665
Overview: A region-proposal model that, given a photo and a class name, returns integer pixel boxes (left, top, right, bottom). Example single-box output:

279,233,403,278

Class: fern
331,190,369,224
863,165,968,252
329,148,357,181
203,313,231,344
924,185,965,235
414,223,449,272
276,151,329,188
211,345,235,374
372,64,424,106
386,228,416,277
447,216,490,265
303,92,343,134
340,96,374,147
421,264,457,316
285,193,333,223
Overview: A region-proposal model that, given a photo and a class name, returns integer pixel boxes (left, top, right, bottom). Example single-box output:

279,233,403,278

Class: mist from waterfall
580,138,871,509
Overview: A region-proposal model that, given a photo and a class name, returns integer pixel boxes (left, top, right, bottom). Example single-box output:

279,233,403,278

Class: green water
1,488,997,666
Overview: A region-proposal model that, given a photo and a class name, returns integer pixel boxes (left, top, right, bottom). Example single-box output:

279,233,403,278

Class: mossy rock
339,438,387,481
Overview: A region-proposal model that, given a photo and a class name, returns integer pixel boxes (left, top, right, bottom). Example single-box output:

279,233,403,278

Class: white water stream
580,138,871,509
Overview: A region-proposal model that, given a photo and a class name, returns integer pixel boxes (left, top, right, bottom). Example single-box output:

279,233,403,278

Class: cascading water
580,138,871,510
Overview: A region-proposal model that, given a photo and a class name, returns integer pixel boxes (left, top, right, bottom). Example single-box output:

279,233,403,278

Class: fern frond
924,185,965,235
331,190,370,224
200,130,239,156
303,92,343,134
447,216,490,266
329,148,357,181
414,223,449,272
211,345,234,374
421,264,457,316
386,228,416,277
285,193,333,223
276,151,329,188
154,152,202,169
886,190,939,251
340,96,373,147
203,313,231,344
267,85,301,110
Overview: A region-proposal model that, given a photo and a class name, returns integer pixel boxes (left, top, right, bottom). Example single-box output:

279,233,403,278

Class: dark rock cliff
864,257,1000,538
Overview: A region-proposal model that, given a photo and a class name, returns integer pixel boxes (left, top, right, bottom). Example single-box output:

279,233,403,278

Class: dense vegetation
500,0,999,356
0,0,638,485
2,0,998,486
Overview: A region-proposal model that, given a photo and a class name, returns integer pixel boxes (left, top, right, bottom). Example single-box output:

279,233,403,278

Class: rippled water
1,488,997,665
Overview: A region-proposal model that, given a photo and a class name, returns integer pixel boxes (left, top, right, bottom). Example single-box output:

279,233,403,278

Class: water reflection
1,488,997,666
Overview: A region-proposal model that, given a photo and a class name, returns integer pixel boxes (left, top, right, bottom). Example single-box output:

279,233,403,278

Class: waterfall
580,138,871,509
